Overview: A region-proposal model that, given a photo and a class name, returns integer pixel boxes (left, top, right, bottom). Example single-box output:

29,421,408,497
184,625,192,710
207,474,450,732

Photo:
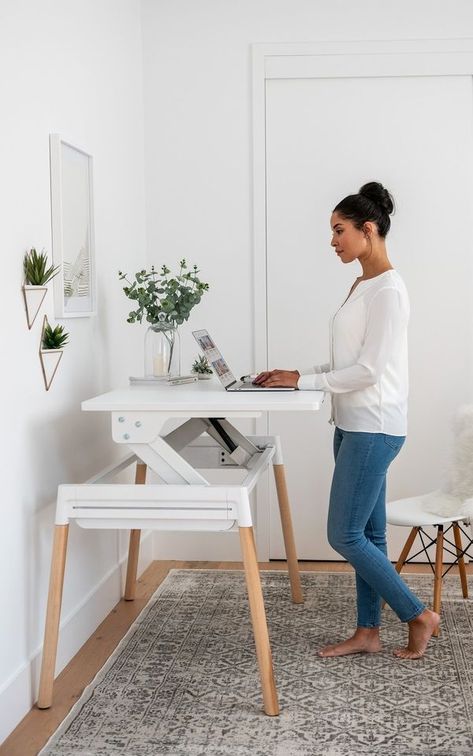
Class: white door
265,75,473,559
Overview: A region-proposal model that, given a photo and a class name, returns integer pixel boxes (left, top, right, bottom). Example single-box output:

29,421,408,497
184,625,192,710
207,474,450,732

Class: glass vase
144,323,180,379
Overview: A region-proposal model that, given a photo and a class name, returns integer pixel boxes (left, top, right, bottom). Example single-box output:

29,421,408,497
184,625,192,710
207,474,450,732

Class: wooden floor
0,559,445,756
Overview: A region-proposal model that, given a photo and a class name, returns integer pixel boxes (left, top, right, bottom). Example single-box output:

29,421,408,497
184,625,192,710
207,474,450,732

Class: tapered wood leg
382,527,419,610
453,522,468,599
273,463,303,604
394,527,419,574
124,463,147,600
239,526,279,716
37,524,69,709
433,525,444,637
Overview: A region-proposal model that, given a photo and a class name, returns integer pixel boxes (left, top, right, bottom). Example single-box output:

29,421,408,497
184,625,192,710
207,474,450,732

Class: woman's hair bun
358,182,394,216
333,180,395,237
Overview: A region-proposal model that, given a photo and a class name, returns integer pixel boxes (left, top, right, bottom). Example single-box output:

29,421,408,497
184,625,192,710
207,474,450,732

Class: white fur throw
421,404,473,518
420,490,473,518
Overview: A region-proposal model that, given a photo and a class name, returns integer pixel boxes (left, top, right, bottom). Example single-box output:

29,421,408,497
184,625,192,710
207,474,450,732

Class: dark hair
333,181,395,238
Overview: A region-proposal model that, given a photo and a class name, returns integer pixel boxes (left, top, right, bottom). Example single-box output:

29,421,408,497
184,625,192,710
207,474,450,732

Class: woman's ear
363,221,375,238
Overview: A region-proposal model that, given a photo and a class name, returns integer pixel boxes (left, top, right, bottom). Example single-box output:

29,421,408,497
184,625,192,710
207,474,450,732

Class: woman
254,181,439,659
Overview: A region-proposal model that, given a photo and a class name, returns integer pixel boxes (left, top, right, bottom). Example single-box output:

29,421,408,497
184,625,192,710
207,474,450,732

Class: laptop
192,329,295,392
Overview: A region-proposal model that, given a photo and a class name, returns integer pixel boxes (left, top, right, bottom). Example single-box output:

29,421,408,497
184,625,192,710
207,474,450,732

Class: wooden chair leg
239,526,279,716
394,527,419,574
453,522,468,599
382,526,419,609
37,524,69,709
273,463,303,604
124,463,147,600
433,525,444,637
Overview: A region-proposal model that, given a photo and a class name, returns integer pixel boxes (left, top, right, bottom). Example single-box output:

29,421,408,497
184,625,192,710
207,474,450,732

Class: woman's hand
253,369,300,388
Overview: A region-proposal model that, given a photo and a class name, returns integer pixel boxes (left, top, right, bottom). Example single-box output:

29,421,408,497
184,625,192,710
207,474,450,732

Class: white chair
386,406,473,634
386,497,472,634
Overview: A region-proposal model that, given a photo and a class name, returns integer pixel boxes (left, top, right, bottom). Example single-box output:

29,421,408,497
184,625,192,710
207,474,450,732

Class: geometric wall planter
23,284,48,329
39,315,63,391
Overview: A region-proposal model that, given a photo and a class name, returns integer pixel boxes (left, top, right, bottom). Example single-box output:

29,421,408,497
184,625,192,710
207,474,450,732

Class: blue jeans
327,427,425,627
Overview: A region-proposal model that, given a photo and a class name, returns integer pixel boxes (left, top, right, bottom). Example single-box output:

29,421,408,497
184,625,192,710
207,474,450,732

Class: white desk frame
37,381,323,716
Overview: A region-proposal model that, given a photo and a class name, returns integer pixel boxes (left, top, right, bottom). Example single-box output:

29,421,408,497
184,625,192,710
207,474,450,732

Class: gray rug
40,569,473,756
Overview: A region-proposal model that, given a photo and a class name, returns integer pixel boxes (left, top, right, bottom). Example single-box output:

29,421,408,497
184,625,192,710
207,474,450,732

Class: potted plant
118,259,209,379
191,354,213,380
39,315,69,390
22,248,60,329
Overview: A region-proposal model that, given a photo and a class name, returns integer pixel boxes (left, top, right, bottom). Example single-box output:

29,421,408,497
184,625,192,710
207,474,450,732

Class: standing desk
37,380,324,715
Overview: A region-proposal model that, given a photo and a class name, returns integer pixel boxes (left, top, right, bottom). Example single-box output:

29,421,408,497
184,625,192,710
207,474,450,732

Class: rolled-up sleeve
297,287,403,392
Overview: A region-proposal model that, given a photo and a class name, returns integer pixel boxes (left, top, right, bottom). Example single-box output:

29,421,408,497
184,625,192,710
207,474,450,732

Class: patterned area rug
40,569,473,756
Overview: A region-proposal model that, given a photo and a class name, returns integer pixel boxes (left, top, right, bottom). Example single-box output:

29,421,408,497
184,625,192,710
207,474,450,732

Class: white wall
141,0,473,562
0,0,148,741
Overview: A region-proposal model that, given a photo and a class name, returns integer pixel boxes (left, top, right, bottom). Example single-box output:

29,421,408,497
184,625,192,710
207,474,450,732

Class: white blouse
297,270,409,436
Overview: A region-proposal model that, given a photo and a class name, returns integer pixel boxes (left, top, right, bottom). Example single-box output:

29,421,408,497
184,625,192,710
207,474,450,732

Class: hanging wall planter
23,284,48,329
39,315,69,391
22,248,60,330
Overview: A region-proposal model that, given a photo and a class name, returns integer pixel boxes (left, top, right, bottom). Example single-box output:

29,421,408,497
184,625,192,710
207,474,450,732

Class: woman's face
330,212,369,264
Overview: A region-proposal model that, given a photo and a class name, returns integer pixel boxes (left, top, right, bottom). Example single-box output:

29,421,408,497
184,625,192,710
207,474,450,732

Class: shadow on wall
24,407,118,694
28,407,111,494
96,272,145,388
95,276,111,390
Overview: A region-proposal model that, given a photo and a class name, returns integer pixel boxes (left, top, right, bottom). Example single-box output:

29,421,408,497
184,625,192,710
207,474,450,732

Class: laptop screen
192,329,237,388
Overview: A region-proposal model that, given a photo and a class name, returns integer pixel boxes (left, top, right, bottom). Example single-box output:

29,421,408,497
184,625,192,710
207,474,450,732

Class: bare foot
393,609,440,659
317,627,382,657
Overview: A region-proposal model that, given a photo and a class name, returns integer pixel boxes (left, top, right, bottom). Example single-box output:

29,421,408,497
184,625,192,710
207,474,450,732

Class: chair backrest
446,404,473,501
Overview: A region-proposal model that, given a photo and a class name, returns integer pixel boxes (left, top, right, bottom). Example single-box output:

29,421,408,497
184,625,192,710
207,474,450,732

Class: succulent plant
192,354,213,374
42,323,69,350
24,248,60,286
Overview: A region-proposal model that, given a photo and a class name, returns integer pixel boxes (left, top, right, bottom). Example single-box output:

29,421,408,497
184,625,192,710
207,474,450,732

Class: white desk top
82,379,324,413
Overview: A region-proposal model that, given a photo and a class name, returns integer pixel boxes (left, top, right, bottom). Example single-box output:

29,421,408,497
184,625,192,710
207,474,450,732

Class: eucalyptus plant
24,248,60,286
118,259,209,326
42,323,69,350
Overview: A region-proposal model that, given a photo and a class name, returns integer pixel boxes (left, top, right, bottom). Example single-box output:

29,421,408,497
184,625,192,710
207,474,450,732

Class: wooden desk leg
273,463,303,604
37,524,69,709
433,525,444,638
239,526,279,716
124,463,147,601
453,522,468,599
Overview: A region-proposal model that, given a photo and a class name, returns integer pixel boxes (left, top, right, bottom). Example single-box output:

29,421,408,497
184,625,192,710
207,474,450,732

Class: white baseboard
153,531,240,561
0,531,153,746
152,528,269,562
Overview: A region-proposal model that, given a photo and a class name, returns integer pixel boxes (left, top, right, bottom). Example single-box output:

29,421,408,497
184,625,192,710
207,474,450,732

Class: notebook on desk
192,329,295,392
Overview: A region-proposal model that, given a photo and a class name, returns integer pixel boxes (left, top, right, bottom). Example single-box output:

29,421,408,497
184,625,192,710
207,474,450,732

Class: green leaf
118,261,209,326
42,322,69,349
24,248,60,285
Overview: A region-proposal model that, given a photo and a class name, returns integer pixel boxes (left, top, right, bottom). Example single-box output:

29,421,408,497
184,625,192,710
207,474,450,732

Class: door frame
251,38,473,560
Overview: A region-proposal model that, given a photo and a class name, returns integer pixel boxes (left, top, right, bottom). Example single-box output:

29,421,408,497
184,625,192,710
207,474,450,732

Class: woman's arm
299,363,331,375
298,287,405,392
